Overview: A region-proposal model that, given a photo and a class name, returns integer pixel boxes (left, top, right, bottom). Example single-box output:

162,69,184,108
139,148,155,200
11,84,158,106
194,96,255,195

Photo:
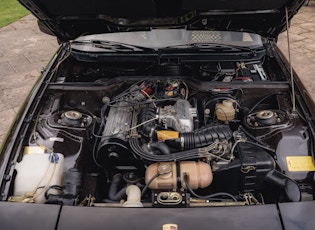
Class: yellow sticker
286,156,315,172
24,146,45,154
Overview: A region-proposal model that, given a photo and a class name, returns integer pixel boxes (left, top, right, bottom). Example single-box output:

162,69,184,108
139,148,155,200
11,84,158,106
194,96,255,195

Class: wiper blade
163,43,258,53
71,40,154,53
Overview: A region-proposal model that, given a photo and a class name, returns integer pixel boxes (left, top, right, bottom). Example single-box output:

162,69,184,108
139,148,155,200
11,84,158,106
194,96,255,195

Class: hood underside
20,0,304,42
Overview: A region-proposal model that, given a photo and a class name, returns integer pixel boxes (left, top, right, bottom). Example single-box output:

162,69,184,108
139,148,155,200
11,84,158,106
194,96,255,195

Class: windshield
73,29,263,51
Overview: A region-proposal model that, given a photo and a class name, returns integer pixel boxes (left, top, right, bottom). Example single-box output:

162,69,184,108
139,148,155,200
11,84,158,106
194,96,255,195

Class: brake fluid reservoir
13,152,64,203
215,100,235,121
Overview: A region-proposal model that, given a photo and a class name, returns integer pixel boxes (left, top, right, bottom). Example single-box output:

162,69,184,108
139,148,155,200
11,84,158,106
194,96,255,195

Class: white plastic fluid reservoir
14,153,64,203
215,100,235,121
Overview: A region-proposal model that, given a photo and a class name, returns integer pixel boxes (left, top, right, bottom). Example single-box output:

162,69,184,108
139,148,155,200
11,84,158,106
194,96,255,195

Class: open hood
19,0,304,42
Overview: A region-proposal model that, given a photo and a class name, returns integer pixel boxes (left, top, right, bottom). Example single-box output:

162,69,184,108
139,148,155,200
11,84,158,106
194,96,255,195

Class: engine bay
6,56,315,207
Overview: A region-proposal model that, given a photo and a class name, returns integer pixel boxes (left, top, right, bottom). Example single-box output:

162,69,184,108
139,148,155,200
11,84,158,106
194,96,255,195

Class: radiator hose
108,174,127,201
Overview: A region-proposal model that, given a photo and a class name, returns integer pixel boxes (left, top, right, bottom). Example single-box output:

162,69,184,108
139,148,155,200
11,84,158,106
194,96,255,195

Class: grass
0,0,29,28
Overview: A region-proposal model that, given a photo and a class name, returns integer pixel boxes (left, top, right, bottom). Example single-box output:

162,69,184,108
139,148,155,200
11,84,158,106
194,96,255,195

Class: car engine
7,59,314,207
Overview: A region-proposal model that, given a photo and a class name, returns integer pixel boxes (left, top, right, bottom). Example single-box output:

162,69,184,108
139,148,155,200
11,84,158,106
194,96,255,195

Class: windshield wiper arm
71,40,154,52
163,43,259,54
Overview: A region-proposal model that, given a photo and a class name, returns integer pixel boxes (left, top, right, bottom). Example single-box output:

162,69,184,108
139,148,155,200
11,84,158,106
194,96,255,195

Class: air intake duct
129,125,232,162
138,104,232,150
166,125,232,150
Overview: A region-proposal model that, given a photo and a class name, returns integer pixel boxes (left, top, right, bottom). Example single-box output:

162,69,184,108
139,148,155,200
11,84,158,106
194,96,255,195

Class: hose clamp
180,137,185,150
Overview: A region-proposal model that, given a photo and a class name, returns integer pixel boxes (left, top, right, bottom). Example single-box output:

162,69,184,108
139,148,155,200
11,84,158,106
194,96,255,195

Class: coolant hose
108,174,127,201
123,185,143,207
147,142,171,155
